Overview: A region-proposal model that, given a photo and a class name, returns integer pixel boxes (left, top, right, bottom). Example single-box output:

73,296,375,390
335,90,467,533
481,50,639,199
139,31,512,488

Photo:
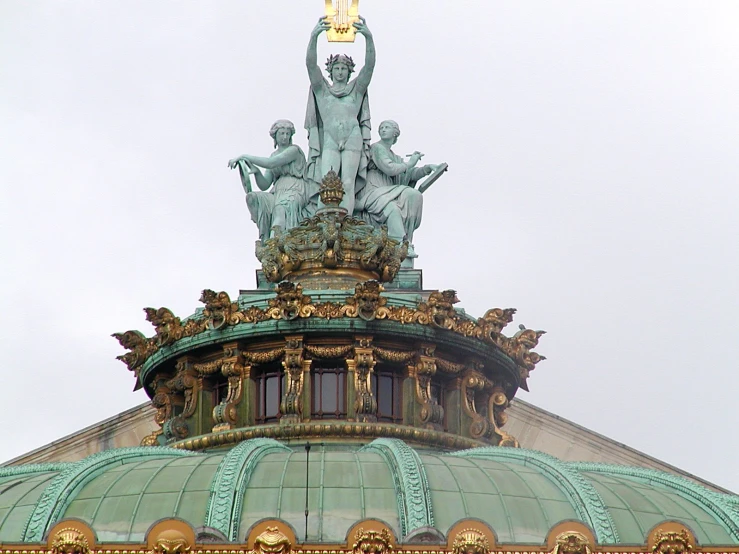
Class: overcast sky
1,2,738,493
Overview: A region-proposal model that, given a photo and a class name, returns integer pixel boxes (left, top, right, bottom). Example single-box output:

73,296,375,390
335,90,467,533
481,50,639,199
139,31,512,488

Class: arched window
311,365,347,419
255,367,284,423
371,368,402,423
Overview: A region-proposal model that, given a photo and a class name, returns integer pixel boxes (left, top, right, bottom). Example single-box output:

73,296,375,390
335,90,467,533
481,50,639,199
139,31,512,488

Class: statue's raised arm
306,17,331,91
353,16,375,93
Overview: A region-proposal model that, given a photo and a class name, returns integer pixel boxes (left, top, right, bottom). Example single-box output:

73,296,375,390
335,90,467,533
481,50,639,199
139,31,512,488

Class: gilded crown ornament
255,172,408,285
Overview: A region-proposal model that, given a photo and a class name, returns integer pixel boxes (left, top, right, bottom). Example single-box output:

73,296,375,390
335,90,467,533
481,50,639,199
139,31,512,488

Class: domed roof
2,440,737,546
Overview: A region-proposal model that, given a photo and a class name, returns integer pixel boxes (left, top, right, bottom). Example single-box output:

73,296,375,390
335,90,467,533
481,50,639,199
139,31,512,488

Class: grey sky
1,2,737,492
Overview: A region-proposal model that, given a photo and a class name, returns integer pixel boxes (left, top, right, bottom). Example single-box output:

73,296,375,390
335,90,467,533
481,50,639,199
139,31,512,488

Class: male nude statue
305,15,375,214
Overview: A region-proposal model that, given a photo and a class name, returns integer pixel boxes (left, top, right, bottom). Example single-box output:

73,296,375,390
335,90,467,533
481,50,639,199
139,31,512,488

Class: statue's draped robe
355,141,425,243
304,77,371,195
246,145,316,240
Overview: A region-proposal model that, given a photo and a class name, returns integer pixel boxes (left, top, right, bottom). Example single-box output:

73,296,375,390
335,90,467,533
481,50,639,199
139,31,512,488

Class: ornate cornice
114,283,544,391
360,438,434,538
204,438,290,541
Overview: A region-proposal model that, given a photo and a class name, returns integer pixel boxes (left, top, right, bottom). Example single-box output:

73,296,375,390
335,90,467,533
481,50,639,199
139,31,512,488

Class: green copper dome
1,440,738,546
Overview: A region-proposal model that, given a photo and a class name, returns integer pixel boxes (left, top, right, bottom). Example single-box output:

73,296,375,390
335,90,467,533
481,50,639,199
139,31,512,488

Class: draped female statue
228,120,317,240
355,120,443,260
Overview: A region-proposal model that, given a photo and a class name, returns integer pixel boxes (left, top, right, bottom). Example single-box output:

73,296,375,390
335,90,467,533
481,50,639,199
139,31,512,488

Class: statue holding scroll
305,15,375,215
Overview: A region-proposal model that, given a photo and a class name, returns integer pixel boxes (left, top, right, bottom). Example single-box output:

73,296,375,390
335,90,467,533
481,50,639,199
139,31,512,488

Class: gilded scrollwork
412,345,444,430
213,343,247,432
50,528,90,554
552,531,592,554
652,530,693,554
349,337,377,422
461,371,495,441
280,336,307,424
352,528,393,554
451,528,490,554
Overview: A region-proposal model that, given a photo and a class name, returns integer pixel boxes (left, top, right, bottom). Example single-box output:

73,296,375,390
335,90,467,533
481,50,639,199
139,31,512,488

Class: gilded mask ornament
345,280,387,321
451,529,490,554
150,530,191,554
200,289,238,329
269,282,313,320
352,528,393,554
254,527,292,554
552,532,592,554
50,528,90,554
652,530,693,554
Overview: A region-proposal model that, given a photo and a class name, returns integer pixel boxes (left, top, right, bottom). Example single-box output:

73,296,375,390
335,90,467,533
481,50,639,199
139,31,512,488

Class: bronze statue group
228,17,444,262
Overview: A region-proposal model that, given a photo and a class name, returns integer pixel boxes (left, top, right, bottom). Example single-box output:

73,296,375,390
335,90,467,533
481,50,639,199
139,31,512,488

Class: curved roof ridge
0,463,69,478
570,462,739,541
359,438,434,537
21,446,196,542
450,447,619,543
204,438,291,541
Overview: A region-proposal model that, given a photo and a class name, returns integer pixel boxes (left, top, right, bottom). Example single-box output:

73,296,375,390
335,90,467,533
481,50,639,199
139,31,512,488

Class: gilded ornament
305,344,354,359
373,346,415,364
501,324,546,391
50,528,90,554
418,290,459,329
243,348,286,364
552,532,592,554
435,357,466,374
352,528,392,554
150,530,191,554
350,337,377,422
255,173,407,283
652,530,693,554
268,282,315,320
144,307,185,347
200,289,240,329
253,527,292,554
451,529,490,554
112,329,156,376
344,280,388,321
281,336,306,423
115,288,546,396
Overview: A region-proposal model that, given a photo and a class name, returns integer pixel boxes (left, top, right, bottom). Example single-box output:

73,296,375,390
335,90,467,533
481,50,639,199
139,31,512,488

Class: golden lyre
324,0,360,42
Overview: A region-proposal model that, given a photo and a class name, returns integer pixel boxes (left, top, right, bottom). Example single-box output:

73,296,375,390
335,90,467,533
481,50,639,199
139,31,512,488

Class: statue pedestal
255,268,423,292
